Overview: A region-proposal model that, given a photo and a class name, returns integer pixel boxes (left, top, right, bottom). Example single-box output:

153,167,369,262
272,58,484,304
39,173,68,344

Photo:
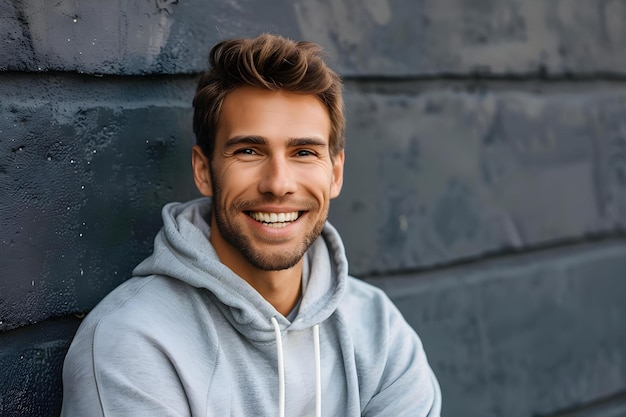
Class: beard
210,180,327,271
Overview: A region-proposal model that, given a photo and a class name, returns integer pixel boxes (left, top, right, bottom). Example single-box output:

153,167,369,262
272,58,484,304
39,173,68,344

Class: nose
258,155,297,196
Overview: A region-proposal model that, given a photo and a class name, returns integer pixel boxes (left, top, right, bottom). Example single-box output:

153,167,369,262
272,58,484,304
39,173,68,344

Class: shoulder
338,276,404,325
335,276,429,363
67,275,219,366
63,276,219,416
88,275,209,322
333,277,441,415
334,276,420,353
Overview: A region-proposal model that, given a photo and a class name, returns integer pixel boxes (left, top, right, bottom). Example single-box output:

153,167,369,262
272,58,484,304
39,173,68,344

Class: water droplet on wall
399,215,408,232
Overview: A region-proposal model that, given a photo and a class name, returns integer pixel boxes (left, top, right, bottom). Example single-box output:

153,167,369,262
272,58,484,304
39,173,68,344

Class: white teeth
249,211,299,225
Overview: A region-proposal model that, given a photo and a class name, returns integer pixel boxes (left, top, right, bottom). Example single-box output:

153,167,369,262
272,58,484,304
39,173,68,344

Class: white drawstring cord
271,317,285,417
313,323,321,417
271,317,322,417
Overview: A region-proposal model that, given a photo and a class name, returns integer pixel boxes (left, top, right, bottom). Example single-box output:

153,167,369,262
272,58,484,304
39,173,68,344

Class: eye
295,149,315,157
234,148,256,155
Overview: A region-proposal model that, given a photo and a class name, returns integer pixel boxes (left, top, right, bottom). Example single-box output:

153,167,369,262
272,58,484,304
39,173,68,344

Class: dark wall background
2,1,626,416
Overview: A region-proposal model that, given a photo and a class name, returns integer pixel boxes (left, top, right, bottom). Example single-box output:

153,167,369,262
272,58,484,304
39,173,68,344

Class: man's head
191,34,345,275
192,33,345,161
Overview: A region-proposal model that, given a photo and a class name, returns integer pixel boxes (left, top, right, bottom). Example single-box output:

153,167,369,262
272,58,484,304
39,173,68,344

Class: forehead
217,86,331,143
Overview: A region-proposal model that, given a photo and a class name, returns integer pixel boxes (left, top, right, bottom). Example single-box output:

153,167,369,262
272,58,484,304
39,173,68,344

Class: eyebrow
224,135,327,149
223,136,266,150
287,137,327,147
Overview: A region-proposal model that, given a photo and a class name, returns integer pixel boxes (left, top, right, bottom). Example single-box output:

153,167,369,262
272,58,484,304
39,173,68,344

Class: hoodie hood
132,197,349,342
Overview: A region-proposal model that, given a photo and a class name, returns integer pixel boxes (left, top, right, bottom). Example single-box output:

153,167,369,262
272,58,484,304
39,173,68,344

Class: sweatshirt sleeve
61,276,231,417
348,280,442,417
61,313,192,417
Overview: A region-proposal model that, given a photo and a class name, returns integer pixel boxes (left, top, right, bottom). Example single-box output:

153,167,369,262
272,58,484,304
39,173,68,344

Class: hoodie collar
132,198,348,341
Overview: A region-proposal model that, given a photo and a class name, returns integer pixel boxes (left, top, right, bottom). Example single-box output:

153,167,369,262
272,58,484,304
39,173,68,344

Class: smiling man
193,86,343,315
61,34,441,417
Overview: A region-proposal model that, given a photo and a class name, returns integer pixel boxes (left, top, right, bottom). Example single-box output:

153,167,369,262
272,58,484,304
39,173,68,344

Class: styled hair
193,34,345,159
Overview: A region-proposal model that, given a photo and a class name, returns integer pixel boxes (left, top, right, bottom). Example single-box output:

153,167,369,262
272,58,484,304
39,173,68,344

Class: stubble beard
211,181,327,271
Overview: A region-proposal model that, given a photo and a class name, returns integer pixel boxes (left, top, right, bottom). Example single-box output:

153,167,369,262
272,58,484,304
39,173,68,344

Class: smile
248,211,301,228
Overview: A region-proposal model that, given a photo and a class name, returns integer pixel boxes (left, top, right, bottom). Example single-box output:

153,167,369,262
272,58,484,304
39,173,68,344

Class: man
61,34,441,416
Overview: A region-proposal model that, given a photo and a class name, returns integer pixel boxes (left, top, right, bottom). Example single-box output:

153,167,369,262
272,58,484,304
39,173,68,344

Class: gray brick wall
2,1,625,416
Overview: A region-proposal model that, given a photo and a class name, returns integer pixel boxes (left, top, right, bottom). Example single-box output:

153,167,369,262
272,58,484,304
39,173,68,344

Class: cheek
300,170,336,199
214,166,256,201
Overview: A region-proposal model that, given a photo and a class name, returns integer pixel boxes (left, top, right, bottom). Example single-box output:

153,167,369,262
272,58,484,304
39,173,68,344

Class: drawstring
313,323,321,417
271,317,322,417
271,317,285,417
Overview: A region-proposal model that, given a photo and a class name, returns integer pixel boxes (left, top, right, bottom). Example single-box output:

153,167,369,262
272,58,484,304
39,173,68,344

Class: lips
248,211,300,228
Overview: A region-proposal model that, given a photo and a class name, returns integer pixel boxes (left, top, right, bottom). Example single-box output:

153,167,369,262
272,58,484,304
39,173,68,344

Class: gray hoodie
61,198,441,416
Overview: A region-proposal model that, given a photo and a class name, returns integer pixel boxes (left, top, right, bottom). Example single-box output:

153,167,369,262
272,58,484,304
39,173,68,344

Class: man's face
193,86,344,272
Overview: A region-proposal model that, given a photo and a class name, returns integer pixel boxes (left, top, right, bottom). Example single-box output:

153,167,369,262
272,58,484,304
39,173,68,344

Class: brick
329,89,626,275
367,239,626,417
0,0,301,75
2,1,626,76
0,74,198,329
0,316,81,417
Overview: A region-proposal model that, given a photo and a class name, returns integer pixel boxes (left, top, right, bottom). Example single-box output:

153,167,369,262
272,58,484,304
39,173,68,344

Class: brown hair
193,34,345,159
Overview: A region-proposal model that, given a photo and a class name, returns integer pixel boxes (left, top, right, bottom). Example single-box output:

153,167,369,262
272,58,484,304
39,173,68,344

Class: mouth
247,211,301,228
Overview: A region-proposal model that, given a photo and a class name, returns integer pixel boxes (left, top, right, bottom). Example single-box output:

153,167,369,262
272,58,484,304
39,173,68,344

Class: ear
330,150,345,199
192,145,213,197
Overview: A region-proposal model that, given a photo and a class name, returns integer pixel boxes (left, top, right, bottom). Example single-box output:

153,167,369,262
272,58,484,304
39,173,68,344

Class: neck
245,266,303,316
209,219,303,317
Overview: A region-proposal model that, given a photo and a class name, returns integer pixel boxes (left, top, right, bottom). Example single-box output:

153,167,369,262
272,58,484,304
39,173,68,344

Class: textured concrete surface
0,74,198,331
0,317,81,417
331,87,626,275
3,0,626,76
369,239,626,417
